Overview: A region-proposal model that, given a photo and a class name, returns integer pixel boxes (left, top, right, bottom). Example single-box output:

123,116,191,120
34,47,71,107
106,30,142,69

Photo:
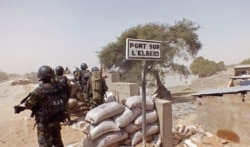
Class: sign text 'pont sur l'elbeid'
126,38,161,60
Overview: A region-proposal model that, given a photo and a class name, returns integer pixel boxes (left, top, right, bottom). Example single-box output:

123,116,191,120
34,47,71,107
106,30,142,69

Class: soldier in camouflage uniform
78,63,91,94
14,65,67,147
73,63,91,111
54,65,70,98
89,66,108,109
54,65,72,124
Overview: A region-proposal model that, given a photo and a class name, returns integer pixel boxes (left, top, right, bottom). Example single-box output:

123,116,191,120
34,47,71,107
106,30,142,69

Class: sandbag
124,123,142,134
134,110,158,125
125,95,154,110
69,80,80,97
85,119,120,140
94,131,128,147
82,137,94,147
113,107,141,128
130,122,159,146
107,142,119,147
85,101,125,125
65,73,74,81
68,98,77,109
105,92,116,103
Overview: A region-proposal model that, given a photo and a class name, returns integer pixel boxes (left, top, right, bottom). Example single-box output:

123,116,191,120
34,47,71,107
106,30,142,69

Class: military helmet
91,66,99,72
81,63,88,70
55,65,64,76
37,65,54,81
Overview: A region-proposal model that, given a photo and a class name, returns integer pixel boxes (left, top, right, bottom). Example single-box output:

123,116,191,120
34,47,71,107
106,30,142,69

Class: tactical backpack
55,75,69,97
91,71,107,100
38,84,68,122
55,76,68,88
80,70,91,92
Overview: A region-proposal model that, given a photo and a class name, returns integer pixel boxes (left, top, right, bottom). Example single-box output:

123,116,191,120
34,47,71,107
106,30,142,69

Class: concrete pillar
155,99,173,147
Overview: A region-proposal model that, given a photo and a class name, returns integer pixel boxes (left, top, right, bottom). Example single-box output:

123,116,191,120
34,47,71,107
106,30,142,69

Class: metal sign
125,38,162,147
126,38,162,60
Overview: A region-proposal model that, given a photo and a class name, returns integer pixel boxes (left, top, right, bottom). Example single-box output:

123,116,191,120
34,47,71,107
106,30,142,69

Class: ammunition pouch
35,109,50,124
35,108,68,124
51,111,68,122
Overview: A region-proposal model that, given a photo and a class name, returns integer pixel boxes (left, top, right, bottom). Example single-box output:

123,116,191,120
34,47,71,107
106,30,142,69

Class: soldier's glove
14,106,25,114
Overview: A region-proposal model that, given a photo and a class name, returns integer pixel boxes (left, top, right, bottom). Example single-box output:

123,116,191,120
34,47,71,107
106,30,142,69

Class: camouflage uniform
54,75,70,98
69,64,92,112
54,75,72,123
78,69,91,93
25,83,65,147
89,72,108,109
76,69,91,106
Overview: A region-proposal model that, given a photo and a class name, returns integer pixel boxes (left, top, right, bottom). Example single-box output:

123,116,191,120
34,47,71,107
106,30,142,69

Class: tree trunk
153,71,172,99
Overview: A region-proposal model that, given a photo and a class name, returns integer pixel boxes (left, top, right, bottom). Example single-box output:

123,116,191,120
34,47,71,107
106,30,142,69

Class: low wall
196,93,250,145
108,82,140,101
105,73,140,100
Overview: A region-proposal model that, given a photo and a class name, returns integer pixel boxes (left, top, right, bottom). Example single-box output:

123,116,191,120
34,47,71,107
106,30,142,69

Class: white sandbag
105,92,116,103
107,142,119,147
124,123,142,134
69,80,80,97
85,101,125,125
125,95,154,110
134,110,158,125
86,119,121,140
130,122,159,146
65,73,75,81
93,131,128,147
113,107,142,128
82,137,94,147
68,98,77,109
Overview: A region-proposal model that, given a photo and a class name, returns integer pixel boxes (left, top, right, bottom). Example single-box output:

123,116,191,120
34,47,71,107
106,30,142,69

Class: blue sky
0,0,250,74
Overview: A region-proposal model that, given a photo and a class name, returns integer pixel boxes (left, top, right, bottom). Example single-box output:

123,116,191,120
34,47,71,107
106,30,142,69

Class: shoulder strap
20,93,31,104
39,83,61,94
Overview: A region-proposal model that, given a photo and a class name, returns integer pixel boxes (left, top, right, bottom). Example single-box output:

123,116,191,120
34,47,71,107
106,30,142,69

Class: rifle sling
20,93,32,105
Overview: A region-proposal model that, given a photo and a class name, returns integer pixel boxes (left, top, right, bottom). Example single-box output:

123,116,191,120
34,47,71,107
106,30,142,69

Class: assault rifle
13,93,31,114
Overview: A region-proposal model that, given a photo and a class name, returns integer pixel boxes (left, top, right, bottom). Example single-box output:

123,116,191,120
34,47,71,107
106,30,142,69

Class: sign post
126,38,161,147
141,60,147,147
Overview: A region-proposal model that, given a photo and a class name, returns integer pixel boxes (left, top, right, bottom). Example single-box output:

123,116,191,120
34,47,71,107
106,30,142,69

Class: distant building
228,64,250,87
233,64,250,76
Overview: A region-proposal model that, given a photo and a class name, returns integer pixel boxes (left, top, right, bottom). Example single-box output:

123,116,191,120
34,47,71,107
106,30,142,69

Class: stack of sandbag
83,95,159,147
123,95,159,146
83,101,128,147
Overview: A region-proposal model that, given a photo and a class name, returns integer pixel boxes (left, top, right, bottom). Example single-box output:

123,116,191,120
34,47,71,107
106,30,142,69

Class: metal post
141,60,147,147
